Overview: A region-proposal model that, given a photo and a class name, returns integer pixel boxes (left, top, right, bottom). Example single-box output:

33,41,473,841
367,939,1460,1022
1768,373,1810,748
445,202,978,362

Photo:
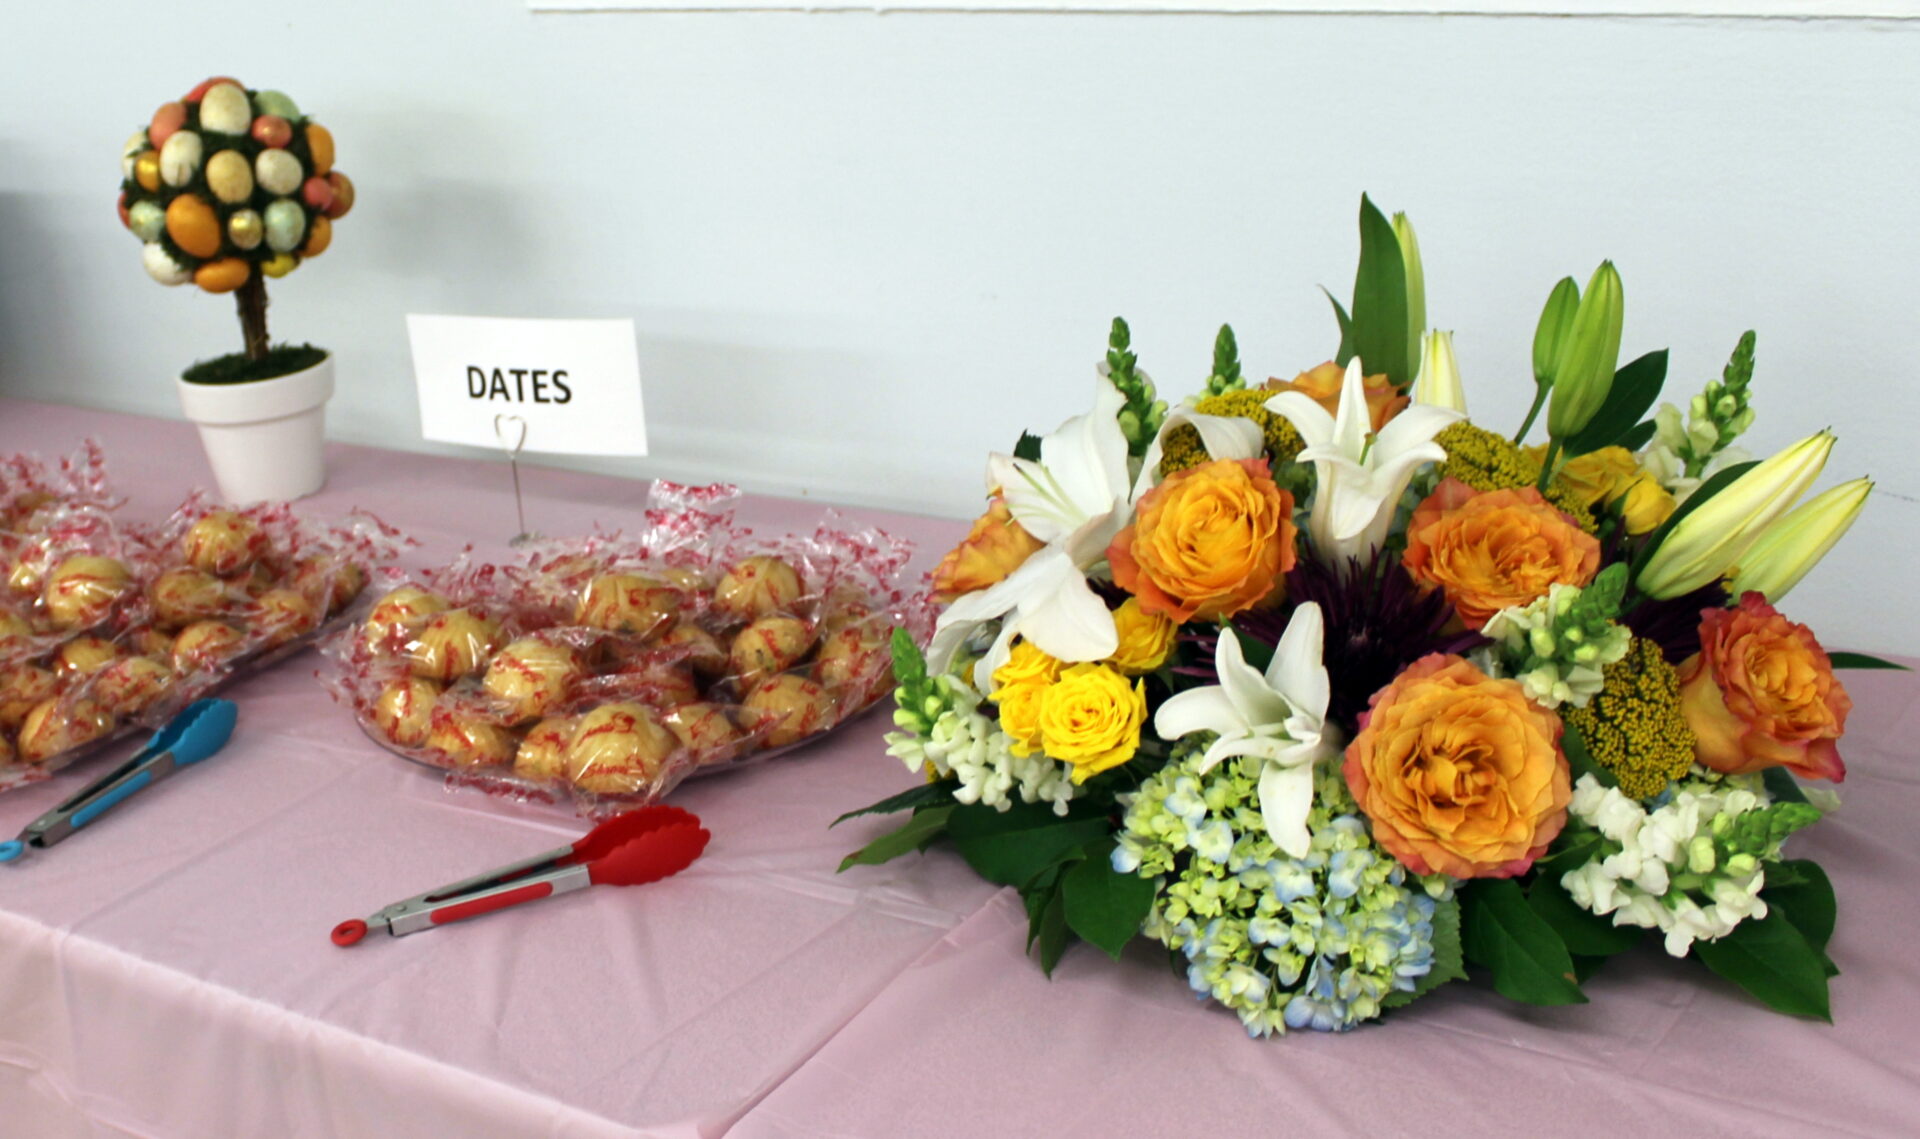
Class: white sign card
406,315,648,456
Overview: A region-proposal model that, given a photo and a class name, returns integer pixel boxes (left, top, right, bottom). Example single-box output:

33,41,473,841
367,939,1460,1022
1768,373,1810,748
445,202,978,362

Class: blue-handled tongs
0,698,238,863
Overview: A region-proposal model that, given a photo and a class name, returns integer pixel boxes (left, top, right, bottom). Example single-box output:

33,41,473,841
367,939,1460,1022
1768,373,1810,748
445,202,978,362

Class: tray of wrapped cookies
323,482,933,816
1,492,402,792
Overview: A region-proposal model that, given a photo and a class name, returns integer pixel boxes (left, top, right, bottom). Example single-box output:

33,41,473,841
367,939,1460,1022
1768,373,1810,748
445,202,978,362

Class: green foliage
1205,324,1244,396
1061,840,1157,960
1765,859,1836,960
1013,431,1043,462
832,781,955,827
1694,907,1833,1021
1528,874,1642,957
837,806,954,872
1827,651,1911,670
1564,350,1669,457
1761,767,1808,805
947,799,1111,889
1560,722,1618,790
1345,195,1415,389
181,343,326,385
1104,317,1165,457
1461,879,1588,1006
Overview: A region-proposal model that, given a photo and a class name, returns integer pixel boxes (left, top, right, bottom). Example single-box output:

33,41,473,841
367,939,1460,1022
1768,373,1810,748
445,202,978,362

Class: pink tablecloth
3,400,1918,1137
0,400,989,1137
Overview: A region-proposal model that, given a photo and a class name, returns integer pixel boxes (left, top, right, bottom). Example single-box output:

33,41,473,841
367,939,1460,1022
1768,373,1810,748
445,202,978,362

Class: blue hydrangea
1116,740,1449,1036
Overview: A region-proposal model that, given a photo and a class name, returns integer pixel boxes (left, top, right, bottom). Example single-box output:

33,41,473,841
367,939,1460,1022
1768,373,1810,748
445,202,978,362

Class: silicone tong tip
152,698,239,766
0,840,23,863
331,919,369,947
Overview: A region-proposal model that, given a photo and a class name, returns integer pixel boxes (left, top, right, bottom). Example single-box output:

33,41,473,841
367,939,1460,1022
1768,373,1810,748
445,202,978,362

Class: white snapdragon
885,674,1076,816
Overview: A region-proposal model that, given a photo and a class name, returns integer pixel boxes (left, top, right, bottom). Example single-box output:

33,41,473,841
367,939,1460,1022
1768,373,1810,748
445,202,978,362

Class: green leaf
1013,431,1043,462
1035,882,1072,976
1325,288,1355,365
1564,350,1669,457
1571,954,1611,983
889,626,926,689
838,806,954,872
1350,194,1413,389
1766,859,1836,956
1528,873,1643,957
1023,865,1064,949
1561,722,1617,789
832,781,955,827
947,800,1111,890
1061,840,1156,960
1225,621,1274,674
1382,897,1466,1009
1761,767,1808,805
1617,419,1659,452
1694,908,1833,1021
1629,459,1761,582
1827,651,1911,671
1461,879,1588,1006
1539,827,1603,868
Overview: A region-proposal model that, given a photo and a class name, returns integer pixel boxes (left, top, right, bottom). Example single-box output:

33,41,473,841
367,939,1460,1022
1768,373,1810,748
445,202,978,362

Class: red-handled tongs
331,805,709,947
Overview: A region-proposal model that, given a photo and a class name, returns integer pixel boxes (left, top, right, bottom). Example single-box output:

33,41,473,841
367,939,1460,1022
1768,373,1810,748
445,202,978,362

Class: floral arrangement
838,196,1895,1034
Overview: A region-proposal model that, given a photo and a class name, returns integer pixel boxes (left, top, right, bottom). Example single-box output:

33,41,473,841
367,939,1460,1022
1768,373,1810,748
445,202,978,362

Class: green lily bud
1393,212,1427,359
1728,476,1872,603
1637,430,1836,599
1411,330,1466,412
1546,262,1625,440
1532,276,1581,387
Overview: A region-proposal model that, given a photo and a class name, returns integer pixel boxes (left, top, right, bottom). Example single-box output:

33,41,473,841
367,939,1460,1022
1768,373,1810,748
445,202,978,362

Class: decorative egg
742,673,833,748
482,638,582,724
362,586,449,655
127,199,165,242
121,129,148,178
250,587,319,645
227,208,263,250
142,242,191,285
302,215,332,257
197,83,251,135
407,608,500,682
250,114,291,149
205,149,253,204
575,573,678,638
17,697,112,764
305,123,335,174
261,252,297,278
714,556,805,622
285,554,365,615
659,624,728,678
0,609,30,648
300,175,334,213
255,148,303,196
184,76,243,103
158,130,203,188
116,191,130,228
149,102,187,149
263,199,306,254
251,89,300,119
133,150,161,192
194,258,250,294
728,615,815,688
323,171,355,219
165,193,221,259
661,702,741,759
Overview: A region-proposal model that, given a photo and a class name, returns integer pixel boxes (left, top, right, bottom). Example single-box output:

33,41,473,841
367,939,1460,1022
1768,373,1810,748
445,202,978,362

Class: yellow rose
1038,663,1146,783
991,639,1064,757
1527,444,1637,508
1614,471,1676,536
1104,598,1176,676
931,496,1045,604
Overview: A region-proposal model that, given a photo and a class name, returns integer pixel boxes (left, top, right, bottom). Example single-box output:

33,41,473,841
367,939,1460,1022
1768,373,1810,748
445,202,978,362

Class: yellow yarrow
1157,390,1304,477
1560,636,1697,800
1104,597,1177,675
1039,662,1147,784
991,639,1065,757
1435,422,1597,532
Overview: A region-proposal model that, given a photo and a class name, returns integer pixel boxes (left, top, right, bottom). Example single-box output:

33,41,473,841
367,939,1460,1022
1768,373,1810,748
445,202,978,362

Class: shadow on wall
0,182,66,396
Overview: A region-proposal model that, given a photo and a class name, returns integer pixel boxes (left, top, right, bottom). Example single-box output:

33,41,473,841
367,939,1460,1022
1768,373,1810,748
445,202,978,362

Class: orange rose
931,496,1045,603
1402,477,1601,630
1676,592,1850,782
1265,360,1407,433
1344,654,1570,879
1107,458,1296,623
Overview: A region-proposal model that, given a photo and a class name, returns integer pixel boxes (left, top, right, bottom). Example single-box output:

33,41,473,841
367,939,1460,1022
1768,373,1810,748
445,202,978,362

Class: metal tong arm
20,746,181,850
381,862,595,937
373,841,578,924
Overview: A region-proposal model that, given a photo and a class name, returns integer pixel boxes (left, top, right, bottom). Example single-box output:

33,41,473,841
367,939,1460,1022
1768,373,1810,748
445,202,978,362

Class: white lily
1153,603,1334,858
986,380,1133,566
1267,358,1461,566
926,546,1118,695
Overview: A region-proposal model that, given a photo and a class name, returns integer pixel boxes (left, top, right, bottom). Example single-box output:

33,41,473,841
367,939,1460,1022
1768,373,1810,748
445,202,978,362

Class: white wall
0,3,1915,652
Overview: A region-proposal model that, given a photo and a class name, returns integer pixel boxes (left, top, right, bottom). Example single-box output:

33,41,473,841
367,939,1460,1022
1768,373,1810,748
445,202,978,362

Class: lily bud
1546,262,1625,440
1411,330,1466,413
1727,476,1872,603
1532,276,1580,387
1636,431,1836,599
1393,212,1427,360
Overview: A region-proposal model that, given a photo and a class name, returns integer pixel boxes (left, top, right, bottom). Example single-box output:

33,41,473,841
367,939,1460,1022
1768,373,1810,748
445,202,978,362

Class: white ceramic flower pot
176,352,334,503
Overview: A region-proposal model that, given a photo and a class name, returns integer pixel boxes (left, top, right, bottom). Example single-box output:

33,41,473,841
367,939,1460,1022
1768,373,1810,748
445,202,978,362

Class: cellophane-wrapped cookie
0,486,404,792
323,481,934,817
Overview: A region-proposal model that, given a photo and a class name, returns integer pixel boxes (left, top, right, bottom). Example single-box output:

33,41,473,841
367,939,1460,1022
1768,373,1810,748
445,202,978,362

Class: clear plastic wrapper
0,489,406,792
323,481,936,817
